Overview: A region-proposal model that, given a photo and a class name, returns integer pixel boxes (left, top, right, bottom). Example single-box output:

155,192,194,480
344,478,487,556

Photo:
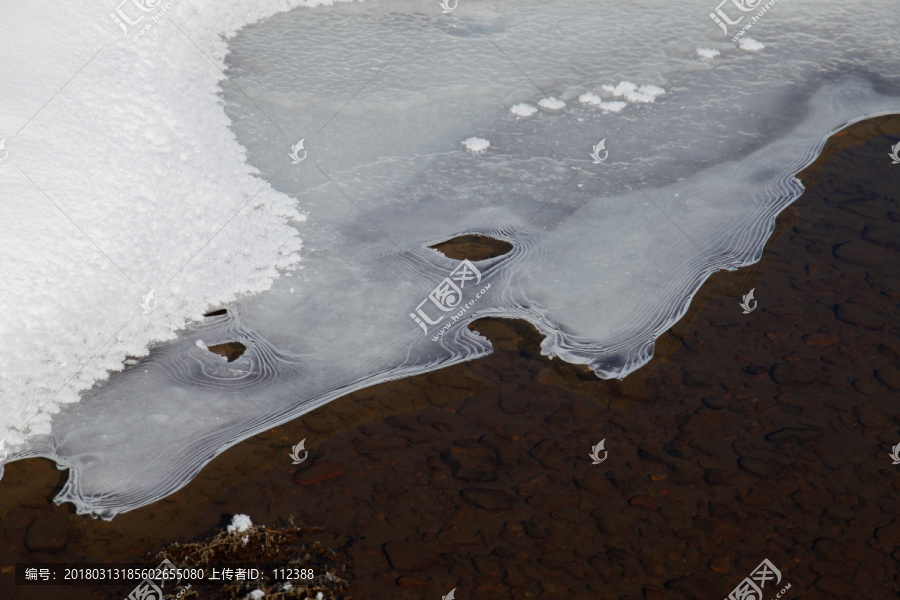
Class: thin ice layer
5,0,900,517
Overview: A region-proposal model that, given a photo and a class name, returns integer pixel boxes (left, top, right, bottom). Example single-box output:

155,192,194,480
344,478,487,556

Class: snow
601,82,665,103
227,514,253,533
738,37,766,51
462,137,490,152
538,97,566,110
697,47,721,59
248,590,265,599
578,93,626,113
0,0,380,458
510,103,538,117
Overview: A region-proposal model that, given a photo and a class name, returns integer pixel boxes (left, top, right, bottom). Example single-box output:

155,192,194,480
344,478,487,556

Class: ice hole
430,234,513,261
206,341,246,362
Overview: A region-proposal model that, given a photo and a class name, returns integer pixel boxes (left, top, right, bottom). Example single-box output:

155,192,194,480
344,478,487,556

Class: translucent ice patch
3,0,899,518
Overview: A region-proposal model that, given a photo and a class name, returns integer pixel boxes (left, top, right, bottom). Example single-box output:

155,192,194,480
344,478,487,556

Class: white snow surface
0,1,373,457
697,47,721,59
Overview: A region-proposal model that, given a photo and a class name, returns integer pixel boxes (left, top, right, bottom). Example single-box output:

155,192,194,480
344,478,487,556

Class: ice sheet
3,0,899,517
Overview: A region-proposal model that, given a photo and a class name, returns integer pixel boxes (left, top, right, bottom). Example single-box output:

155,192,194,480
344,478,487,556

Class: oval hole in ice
430,234,513,261
204,308,228,317
206,341,246,362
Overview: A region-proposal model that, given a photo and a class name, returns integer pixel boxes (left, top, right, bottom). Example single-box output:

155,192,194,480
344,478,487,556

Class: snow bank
0,0,368,458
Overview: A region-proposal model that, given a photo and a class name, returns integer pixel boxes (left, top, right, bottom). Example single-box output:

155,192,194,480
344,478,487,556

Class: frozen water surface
3,0,900,517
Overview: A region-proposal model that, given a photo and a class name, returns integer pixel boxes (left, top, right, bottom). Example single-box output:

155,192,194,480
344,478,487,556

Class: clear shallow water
5,0,900,517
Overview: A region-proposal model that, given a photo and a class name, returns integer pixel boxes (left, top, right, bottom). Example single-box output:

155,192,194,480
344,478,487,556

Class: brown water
1,115,899,600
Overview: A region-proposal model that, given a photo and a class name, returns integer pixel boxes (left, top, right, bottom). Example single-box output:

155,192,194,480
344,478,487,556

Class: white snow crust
0,1,378,457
